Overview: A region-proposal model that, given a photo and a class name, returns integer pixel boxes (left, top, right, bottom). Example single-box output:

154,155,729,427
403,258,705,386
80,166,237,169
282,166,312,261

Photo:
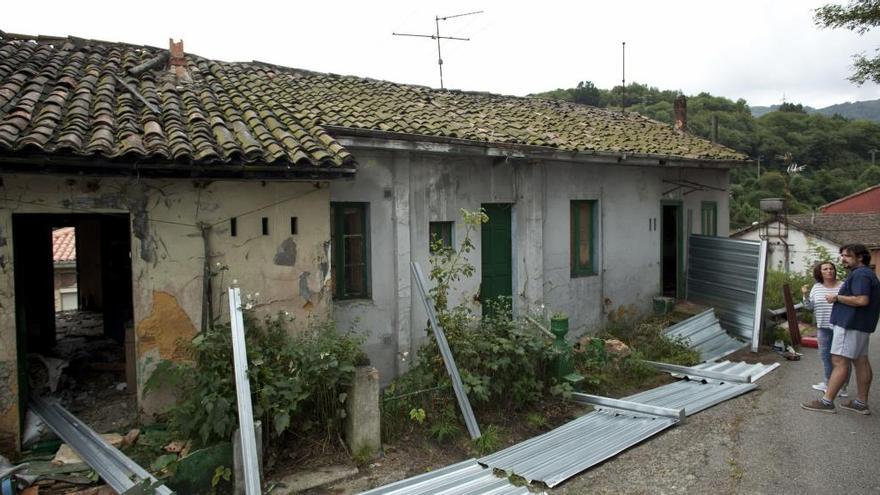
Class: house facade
732,213,880,276
820,184,880,214
0,33,743,454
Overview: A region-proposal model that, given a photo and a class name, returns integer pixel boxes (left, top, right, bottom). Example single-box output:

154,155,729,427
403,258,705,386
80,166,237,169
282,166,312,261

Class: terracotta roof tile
0,33,743,178
53,227,75,263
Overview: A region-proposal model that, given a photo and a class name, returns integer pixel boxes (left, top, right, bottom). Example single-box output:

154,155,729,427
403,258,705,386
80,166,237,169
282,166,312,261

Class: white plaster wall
0,173,331,423
331,151,731,380
734,222,839,275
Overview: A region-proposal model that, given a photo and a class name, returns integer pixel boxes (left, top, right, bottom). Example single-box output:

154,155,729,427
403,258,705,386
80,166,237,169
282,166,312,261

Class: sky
5,0,880,109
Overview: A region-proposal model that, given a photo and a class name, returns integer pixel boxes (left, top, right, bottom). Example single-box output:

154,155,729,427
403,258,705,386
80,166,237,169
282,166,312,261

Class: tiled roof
266,68,745,160
0,34,355,178
0,33,745,179
53,226,75,263
787,212,880,250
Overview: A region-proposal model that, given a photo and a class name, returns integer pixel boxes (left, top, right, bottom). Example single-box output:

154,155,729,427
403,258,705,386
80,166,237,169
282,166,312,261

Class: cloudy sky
5,0,880,108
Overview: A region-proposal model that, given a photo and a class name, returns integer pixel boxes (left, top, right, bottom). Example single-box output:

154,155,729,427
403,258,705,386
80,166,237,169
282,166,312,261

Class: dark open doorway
660,202,683,298
13,213,136,442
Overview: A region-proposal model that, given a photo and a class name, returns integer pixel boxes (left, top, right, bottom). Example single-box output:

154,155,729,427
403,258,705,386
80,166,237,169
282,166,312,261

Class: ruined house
0,32,745,454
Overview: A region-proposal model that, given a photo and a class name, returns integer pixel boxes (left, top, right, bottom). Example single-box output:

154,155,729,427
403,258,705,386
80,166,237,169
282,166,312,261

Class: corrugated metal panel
686,235,768,349
664,309,747,362
357,458,535,495
479,411,677,487
686,360,780,382
624,379,757,416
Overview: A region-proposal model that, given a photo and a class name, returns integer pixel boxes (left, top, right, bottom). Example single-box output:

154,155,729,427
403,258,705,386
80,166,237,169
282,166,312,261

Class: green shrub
145,313,366,449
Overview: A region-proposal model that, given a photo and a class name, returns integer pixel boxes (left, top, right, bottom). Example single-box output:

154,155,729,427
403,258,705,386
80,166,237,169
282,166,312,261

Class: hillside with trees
532,82,880,229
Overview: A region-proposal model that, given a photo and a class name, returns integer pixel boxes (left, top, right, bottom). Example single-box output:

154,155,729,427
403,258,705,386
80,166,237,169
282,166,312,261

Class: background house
732,212,880,276
820,183,880,214
52,226,77,311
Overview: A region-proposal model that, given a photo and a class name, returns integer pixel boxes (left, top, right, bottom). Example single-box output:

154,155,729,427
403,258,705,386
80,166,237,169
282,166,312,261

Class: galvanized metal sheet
624,379,757,416
357,458,535,495
664,309,747,362
684,360,780,383
30,396,174,494
411,262,481,440
686,235,768,350
228,287,262,494
479,410,677,487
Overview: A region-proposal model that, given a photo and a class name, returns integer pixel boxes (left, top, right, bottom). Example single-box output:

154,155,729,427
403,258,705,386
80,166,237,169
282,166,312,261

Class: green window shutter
331,202,370,299
571,200,597,277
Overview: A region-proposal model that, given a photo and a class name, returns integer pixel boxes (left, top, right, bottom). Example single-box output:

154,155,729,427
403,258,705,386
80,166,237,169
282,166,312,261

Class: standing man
802,243,880,414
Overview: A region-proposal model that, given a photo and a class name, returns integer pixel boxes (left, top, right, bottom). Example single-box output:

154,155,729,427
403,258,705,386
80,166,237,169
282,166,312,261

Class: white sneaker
839,388,849,398
812,382,828,392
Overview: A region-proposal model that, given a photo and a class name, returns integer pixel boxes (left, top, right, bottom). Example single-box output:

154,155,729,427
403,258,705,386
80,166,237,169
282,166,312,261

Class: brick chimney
674,94,687,133
169,38,192,84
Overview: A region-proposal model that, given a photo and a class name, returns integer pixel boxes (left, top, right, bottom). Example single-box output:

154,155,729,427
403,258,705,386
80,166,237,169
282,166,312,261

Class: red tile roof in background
53,226,75,263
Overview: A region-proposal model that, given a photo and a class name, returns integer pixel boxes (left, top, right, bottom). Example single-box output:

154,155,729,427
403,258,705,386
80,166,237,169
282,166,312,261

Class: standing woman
802,261,848,395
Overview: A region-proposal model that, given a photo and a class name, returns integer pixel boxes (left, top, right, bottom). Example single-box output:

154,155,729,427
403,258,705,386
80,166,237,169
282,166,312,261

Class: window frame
428,221,454,253
331,202,370,300
570,200,598,277
701,201,718,236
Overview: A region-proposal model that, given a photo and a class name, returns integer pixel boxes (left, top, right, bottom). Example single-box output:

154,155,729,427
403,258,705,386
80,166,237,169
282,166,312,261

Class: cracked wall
0,174,331,452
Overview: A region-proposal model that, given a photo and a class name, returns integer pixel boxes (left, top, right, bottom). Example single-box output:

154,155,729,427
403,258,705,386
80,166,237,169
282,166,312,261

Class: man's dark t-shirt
830,266,880,333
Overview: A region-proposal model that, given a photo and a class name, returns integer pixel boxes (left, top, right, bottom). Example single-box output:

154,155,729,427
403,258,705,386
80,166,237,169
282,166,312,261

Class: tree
572,81,602,106
814,0,880,84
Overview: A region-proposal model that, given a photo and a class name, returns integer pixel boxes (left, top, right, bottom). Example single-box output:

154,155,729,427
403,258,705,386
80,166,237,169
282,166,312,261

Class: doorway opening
13,213,136,443
660,202,683,298
480,203,513,318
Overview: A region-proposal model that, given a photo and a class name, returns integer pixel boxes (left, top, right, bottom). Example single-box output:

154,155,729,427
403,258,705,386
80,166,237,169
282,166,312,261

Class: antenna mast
393,10,483,89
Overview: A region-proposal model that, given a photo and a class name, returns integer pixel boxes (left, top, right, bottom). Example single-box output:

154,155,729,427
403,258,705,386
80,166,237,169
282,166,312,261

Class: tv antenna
393,10,483,89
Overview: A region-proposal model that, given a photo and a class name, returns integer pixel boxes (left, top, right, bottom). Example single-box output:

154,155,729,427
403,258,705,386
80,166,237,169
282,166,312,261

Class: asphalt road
555,333,880,494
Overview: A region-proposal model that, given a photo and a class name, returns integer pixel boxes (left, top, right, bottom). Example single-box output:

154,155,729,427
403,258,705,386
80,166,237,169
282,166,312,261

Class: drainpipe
198,222,213,332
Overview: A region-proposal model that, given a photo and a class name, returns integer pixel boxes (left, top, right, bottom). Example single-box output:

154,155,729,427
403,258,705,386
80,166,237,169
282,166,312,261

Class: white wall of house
733,221,839,276
330,148,731,383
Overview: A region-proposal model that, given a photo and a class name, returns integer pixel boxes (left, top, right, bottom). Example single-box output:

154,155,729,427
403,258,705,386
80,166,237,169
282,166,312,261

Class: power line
393,10,483,89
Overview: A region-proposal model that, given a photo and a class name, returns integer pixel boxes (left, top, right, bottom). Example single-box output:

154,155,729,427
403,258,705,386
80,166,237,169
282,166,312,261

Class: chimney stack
674,94,687,133
168,38,191,83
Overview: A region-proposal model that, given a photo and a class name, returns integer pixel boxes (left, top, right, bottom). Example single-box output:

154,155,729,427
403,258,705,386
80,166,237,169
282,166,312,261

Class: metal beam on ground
569,392,686,422
644,361,752,383
29,396,173,494
410,262,481,440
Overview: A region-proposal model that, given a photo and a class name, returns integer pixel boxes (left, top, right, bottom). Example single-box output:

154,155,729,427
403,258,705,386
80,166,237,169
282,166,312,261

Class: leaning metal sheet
624,379,757,416
479,411,677,487
664,309,747,362
357,458,535,495
686,235,768,349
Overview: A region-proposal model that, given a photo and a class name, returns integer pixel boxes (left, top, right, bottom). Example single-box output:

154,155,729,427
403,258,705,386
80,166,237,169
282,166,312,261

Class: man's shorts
831,325,871,359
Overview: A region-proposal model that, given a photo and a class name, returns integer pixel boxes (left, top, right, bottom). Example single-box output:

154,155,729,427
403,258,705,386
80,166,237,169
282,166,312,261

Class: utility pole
621,41,626,112
393,10,483,89
870,149,877,167
757,155,763,179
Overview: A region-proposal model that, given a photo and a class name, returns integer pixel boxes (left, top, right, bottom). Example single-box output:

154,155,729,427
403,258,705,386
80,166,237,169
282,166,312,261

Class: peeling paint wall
331,151,731,383
0,174,331,451
0,210,19,454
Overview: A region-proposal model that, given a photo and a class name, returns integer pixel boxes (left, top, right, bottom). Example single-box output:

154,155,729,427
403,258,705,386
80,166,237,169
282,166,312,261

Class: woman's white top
803,282,841,329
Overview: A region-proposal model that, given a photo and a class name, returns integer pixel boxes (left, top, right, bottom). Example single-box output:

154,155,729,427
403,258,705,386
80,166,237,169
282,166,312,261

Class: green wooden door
480,204,513,317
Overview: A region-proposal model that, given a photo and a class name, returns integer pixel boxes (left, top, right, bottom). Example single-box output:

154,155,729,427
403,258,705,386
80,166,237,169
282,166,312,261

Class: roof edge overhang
0,154,357,181
326,126,749,169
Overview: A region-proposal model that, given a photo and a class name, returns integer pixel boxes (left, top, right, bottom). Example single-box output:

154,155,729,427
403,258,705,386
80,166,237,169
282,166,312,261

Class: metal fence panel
624,379,757,416
664,309,747,362
479,411,677,487
686,235,768,350
357,458,535,495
